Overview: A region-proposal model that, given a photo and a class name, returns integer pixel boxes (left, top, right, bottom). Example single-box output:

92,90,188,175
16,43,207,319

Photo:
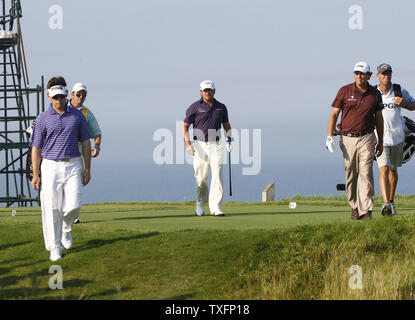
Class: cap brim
48,89,67,97
72,87,87,92
353,68,370,73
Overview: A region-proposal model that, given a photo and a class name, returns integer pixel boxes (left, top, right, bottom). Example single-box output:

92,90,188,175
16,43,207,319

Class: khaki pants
193,141,224,214
339,132,377,216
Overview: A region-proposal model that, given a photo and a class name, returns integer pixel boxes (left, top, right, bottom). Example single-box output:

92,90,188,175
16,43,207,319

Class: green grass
1,195,415,299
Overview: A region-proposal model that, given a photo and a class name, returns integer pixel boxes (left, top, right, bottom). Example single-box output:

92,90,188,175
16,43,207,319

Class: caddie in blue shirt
69,82,102,157
68,82,102,224
30,76,91,262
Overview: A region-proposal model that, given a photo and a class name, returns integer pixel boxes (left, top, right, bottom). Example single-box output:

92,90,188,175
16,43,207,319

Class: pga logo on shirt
381,103,397,109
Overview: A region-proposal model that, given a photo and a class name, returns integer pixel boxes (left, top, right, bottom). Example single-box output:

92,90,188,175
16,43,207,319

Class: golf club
226,136,232,196
228,150,232,196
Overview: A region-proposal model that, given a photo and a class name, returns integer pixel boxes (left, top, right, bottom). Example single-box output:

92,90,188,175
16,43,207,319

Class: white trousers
40,157,83,251
193,141,224,214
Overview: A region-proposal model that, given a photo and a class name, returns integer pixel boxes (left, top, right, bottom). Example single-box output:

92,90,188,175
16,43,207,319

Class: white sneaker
50,246,62,261
61,232,73,250
195,204,204,216
381,202,392,216
390,202,397,216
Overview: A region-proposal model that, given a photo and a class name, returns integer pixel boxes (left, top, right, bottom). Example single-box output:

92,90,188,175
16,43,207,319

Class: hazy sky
7,0,415,203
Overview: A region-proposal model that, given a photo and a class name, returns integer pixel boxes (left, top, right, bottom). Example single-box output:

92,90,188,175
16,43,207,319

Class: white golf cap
353,61,371,74
200,80,215,91
72,82,87,93
48,85,68,97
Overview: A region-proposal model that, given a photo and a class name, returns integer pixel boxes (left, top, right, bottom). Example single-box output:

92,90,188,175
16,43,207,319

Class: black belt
341,129,373,137
193,136,220,142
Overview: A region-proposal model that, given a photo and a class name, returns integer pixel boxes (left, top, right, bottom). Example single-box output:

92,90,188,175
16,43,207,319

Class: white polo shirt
377,83,415,146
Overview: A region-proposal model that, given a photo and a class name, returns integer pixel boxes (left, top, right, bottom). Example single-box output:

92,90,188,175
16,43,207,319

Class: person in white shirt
376,63,415,216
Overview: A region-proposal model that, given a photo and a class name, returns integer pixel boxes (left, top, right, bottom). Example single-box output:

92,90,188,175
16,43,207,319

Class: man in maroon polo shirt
326,61,384,220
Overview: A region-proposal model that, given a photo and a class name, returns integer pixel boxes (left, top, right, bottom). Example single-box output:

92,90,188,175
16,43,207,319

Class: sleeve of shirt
79,114,91,142
402,88,415,103
222,105,229,123
331,87,344,109
86,110,102,137
183,105,196,125
30,115,45,148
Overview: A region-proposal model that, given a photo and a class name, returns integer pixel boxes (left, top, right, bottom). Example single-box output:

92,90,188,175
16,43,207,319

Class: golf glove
326,136,335,153
186,145,195,155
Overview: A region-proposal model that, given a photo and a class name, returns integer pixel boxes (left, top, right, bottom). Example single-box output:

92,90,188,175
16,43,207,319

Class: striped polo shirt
30,104,90,160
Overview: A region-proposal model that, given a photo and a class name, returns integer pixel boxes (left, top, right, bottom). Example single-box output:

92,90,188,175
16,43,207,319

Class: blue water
82,157,415,204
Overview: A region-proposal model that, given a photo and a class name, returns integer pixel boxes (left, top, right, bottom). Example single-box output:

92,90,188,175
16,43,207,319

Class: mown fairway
1,195,415,300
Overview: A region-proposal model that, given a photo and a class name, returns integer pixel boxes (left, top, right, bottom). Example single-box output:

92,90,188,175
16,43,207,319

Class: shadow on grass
0,257,30,265
82,213,195,224
82,207,185,216
75,232,160,252
35,286,133,300
111,210,347,221
229,209,347,216
83,286,132,299
63,278,93,288
0,287,35,299
0,268,94,299
113,214,197,221
0,267,50,299
0,273,27,288
165,293,195,300
0,241,31,251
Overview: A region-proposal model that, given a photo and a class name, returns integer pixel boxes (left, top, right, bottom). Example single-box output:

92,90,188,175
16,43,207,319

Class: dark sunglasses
52,94,66,100
76,93,87,98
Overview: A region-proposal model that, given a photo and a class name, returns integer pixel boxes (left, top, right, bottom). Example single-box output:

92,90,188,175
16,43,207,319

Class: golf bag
392,83,415,164
402,116,415,164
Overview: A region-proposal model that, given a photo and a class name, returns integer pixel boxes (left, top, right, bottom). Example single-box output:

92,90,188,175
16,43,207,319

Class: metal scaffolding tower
0,0,44,207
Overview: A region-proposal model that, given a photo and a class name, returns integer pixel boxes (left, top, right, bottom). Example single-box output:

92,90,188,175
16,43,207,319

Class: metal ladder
0,0,44,207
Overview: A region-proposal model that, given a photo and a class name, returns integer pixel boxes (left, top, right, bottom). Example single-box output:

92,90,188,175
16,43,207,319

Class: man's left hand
395,96,406,107
92,146,100,157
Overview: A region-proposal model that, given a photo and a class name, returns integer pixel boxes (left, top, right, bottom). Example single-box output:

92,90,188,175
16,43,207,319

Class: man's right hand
31,175,41,191
186,145,195,155
326,136,335,153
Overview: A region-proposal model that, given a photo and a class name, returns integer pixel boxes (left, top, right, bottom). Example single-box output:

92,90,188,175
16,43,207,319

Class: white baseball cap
353,61,371,74
200,80,215,91
48,85,68,97
72,82,87,93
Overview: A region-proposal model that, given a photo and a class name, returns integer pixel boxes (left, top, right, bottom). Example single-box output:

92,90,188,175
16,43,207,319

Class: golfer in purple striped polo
30,76,91,262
